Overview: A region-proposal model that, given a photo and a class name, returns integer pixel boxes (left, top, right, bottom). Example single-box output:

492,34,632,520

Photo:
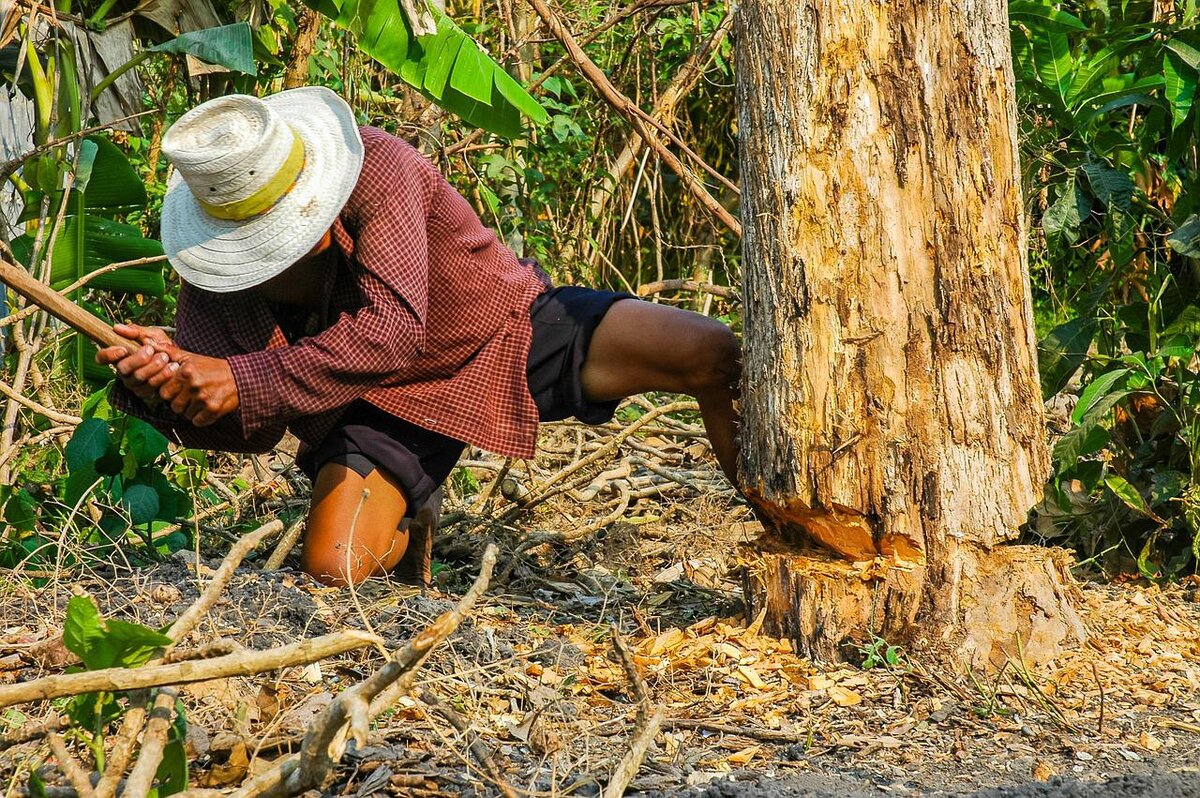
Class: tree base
740,537,1087,671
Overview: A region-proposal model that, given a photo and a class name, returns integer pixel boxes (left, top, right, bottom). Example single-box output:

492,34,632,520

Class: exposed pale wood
0,631,379,708
0,256,138,352
735,0,1078,667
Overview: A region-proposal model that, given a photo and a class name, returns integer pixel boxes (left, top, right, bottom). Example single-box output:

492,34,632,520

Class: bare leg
301,463,410,586
580,299,741,486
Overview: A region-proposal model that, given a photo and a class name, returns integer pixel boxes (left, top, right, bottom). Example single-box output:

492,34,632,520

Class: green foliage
0,391,198,573
150,23,257,75
304,0,547,137
1016,0,1200,576
58,596,187,795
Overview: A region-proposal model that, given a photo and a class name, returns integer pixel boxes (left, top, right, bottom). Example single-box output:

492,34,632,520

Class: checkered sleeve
108,286,288,453
226,137,435,439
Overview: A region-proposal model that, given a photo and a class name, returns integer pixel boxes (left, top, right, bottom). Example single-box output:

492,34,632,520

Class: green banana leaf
304,0,547,138
150,22,256,75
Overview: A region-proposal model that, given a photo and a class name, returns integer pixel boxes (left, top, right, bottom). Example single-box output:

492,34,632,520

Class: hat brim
160,86,364,294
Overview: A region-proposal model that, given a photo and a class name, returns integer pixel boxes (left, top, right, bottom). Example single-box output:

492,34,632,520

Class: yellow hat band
197,132,306,222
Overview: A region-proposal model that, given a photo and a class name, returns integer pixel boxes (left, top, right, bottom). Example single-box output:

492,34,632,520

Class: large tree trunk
736,0,1085,670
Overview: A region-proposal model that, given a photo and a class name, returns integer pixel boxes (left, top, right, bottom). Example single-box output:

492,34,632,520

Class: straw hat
160,86,364,293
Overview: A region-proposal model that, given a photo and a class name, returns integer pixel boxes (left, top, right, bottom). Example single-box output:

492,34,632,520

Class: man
99,86,741,587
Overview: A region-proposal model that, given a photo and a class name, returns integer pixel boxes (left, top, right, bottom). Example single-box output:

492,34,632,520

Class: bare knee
680,321,740,397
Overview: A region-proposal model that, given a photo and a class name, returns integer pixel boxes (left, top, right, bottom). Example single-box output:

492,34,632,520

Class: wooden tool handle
0,257,140,355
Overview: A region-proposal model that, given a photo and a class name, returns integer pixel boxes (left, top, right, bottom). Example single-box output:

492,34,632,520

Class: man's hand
157,353,239,427
96,323,180,401
96,323,239,426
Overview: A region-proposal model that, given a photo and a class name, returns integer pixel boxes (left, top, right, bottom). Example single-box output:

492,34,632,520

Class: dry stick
1092,661,1105,736
264,517,306,571
0,109,158,181
419,690,519,798
232,545,499,798
46,732,97,798
526,0,741,237
0,631,379,709
121,689,177,798
602,627,661,798
93,691,148,798
0,715,68,750
165,520,282,652
503,401,699,519
637,279,739,301
0,381,81,424
660,718,806,743
0,256,168,330
602,707,664,798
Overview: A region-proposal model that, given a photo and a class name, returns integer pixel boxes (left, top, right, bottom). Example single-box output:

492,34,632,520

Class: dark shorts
297,286,633,513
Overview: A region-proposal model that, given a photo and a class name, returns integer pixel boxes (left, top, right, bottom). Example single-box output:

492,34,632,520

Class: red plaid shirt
113,127,551,458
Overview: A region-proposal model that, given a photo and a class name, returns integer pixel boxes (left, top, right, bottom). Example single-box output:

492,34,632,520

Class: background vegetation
3,0,1200,580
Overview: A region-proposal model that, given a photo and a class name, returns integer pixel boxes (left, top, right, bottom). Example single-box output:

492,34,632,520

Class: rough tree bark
736,0,1086,669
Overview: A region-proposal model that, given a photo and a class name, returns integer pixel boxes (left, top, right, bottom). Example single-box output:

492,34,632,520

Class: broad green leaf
1150,470,1188,507
1072,368,1130,424
1166,38,1200,70
1066,46,1121,106
1081,162,1133,212
422,26,465,100
305,0,546,137
103,620,172,667
73,139,98,195
82,135,146,210
1052,390,1130,472
1163,52,1196,128
122,484,161,526
66,418,112,471
450,40,494,104
1168,217,1200,258
11,215,165,295
62,596,106,668
1009,2,1088,30
151,23,257,75
1042,179,1090,244
1,488,38,533
1164,305,1200,337
124,418,169,465
1104,474,1162,521
1038,316,1098,398
1031,28,1073,102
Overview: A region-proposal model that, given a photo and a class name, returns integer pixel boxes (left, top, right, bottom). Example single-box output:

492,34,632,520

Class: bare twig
0,630,379,708
602,706,664,798
122,689,178,798
526,0,740,236
165,520,282,650
0,381,82,424
234,545,498,797
419,690,519,798
0,715,68,750
93,690,148,798
46,733,96,798
637,279,739,301
264,517,306,571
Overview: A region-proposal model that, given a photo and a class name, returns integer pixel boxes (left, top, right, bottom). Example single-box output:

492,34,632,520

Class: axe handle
0,256,140,355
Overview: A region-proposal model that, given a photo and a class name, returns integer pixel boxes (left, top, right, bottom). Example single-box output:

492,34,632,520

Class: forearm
109,381,284,454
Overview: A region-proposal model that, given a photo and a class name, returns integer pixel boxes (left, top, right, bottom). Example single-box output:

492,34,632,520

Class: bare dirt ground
1,407,1198,796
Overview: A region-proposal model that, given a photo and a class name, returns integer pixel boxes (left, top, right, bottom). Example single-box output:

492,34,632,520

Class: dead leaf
1033,760,1055,781
828,685,863,707
727,745,761,765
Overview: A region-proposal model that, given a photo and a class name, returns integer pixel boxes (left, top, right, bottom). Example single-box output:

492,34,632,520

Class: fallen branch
0,630,379,709
420,689,519,798
46,732,96,798
602,627,662,798
93,690,148,798
602,706,664,798
228,545,499,797
0,715,68,750
165,520,282,651
264,517,306,571
121,689,177,798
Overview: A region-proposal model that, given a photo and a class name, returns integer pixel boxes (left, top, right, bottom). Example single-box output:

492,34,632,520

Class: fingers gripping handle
0,257,141,355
